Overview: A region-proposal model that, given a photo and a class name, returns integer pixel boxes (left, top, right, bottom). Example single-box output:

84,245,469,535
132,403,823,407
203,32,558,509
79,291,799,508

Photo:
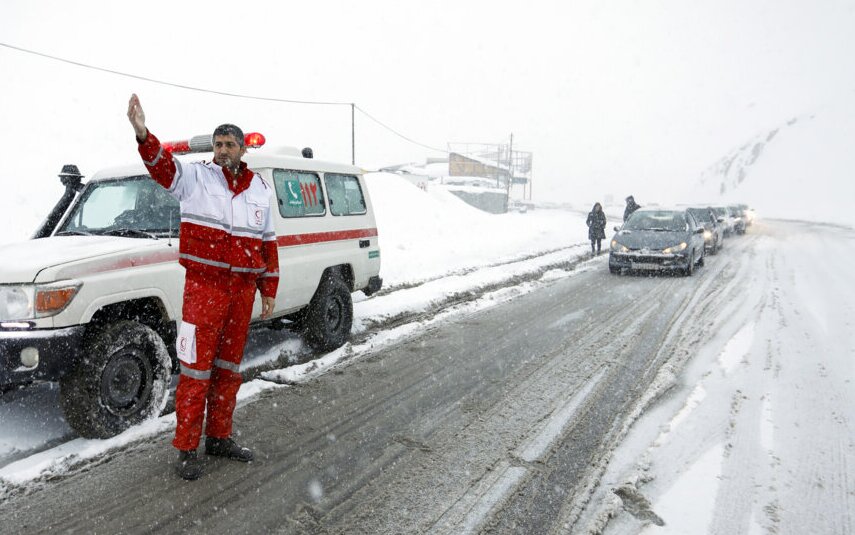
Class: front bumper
609,251,690,272
0,325,86,388
703,234,719,250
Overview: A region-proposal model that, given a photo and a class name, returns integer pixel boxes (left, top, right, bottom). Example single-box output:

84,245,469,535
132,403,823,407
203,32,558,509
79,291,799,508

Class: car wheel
609,265,621,275
304,271,354,352
60,321,171,438
685,252,695,276
698,247,705,267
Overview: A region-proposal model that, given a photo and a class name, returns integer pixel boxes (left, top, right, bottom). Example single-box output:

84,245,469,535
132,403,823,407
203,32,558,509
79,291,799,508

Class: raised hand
127,94,147,141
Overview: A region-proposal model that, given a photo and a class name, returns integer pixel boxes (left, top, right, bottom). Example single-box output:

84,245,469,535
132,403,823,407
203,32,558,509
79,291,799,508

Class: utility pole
504,133,513,212
351,103,356,165
495,144,501,188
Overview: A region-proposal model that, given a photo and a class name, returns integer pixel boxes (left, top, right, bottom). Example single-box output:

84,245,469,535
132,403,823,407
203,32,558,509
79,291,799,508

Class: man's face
213,134,246,169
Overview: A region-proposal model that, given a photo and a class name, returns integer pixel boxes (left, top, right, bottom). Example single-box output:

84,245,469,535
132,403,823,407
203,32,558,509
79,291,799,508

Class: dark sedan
609,207,706,276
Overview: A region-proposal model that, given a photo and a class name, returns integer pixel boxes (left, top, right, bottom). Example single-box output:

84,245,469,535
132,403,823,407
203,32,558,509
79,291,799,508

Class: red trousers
173,270,257,451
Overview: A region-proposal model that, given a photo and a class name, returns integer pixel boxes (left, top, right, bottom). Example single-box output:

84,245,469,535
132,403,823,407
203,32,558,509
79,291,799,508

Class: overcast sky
2,0,853,209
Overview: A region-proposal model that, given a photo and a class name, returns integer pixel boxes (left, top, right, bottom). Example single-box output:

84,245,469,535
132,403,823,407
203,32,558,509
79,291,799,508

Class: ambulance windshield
56,176,180,238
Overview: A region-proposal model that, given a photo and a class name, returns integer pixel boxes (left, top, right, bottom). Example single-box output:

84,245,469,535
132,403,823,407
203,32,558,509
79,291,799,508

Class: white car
0,133,382,438
711,206,735,237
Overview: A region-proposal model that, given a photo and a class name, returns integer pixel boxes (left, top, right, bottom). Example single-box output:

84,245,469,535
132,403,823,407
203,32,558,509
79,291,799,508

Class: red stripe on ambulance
276,228,378,247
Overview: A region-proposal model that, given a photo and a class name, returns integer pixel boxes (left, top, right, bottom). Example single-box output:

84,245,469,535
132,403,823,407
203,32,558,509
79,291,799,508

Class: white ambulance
0,133,382,438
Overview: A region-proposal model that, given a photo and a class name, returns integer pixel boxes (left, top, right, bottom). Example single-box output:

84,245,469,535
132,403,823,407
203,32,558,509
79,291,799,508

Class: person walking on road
127,94,279,480
624,195,641,222
586,202,607,256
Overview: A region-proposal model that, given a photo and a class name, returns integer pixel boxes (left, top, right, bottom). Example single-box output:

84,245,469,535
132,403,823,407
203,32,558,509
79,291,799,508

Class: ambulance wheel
60,320,172,439
304,273,353,352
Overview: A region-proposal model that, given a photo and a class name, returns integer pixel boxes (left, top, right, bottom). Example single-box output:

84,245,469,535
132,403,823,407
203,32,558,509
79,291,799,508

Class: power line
354,105,447,153
0,41,351,106
1,41,452,154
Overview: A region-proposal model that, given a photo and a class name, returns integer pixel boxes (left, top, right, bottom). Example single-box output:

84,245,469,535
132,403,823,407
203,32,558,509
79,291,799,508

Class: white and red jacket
137,130,279,298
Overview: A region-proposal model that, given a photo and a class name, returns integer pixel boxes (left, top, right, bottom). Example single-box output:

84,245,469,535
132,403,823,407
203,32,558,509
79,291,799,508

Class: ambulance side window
272,169,326,217
325,173,367,216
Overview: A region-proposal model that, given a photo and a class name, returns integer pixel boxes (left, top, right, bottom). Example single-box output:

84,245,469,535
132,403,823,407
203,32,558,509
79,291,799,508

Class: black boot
176,449,203,480
205,436,254,462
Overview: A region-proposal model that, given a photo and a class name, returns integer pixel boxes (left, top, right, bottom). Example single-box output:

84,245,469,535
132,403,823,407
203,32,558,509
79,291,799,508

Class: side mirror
695,227,705,234
717,217,725,223
613,226,621,232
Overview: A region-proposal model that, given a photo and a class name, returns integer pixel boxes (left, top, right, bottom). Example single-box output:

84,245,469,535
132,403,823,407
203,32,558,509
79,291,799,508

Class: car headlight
0,285,33,321
611,240,628,253
662,242,687,254
703,230,712,240
0,281,82,321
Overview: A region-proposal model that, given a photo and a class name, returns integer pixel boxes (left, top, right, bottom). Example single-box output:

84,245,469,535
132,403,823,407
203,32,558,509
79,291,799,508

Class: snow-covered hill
689,99,855,228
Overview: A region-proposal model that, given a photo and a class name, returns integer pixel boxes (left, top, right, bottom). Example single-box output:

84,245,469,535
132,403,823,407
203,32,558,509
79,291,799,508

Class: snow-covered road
580,220,855,534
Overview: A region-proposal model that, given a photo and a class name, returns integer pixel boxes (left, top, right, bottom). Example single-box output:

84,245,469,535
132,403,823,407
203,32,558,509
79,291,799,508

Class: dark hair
212,124,245,147
592,202,602,212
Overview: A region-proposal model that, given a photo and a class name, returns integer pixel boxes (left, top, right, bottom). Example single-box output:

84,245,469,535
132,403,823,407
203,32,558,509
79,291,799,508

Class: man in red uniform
127,94,279,480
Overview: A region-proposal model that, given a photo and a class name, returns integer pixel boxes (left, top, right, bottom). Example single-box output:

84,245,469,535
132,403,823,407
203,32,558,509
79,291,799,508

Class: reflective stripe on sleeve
260,271,279,279
213,359,241,373
143,146,164,167
180,364,211,380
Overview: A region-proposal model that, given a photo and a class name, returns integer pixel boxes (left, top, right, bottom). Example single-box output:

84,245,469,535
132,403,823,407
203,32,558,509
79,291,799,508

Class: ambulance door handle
359,239,370,248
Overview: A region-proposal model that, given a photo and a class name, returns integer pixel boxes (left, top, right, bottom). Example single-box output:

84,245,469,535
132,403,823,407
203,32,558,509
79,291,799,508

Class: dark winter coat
586,209,607,240
623,200,641,222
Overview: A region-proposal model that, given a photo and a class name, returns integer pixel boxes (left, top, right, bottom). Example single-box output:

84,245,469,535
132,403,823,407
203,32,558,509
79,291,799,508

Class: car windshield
687,208,713,223
712,207,728,217
624,211,688,232
57,176,180,238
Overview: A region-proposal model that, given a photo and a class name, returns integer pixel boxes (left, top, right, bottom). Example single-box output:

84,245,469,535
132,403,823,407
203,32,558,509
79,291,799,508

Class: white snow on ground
583,222,855,535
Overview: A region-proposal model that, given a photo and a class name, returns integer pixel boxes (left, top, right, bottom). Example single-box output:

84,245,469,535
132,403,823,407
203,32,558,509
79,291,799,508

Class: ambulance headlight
0,285,33,321
0,281,82,321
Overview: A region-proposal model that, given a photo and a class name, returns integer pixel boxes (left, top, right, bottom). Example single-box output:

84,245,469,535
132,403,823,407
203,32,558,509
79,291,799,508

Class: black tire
698,248,705,267
685,252,695,276
609,265,621,275
60,321,171,438
304,272,353,352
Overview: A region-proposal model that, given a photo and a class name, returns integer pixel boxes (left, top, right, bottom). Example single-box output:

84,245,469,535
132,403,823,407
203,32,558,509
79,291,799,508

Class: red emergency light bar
162,132,266,154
